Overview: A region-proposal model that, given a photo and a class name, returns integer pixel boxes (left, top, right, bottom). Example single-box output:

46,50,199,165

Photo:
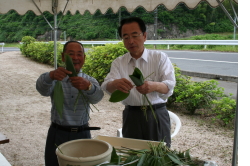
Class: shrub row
20,36,236,127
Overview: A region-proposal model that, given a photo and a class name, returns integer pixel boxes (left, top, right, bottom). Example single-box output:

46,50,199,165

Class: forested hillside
0,0,237,42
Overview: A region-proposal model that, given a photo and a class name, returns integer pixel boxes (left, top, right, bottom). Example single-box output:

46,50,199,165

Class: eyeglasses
122,33,143,41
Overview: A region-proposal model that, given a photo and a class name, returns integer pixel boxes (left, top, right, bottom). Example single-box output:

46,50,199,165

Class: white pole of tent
54,13,57,69
32,0,58,69
53,0,58,70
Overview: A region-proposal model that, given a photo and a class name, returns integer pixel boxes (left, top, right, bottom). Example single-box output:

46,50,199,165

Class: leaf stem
144,94,158,123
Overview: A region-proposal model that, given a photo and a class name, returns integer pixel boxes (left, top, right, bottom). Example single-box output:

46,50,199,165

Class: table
0,133,9,144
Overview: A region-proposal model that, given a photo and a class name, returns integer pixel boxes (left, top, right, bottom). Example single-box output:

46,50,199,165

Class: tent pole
54,12,57,69
32,0,57,69
53,0,58,70
216,0,238,28
232,88,238,166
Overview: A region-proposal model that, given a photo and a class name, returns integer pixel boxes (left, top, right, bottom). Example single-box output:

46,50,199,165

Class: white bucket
56,139,112,166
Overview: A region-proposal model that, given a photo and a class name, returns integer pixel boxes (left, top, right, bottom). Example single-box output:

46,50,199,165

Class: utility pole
119,8,121,40
64,31,66,41
233,16,236,40
119,8,121,24
154,7,158,49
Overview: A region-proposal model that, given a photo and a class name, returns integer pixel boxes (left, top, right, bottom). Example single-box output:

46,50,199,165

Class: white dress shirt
101,48,176,106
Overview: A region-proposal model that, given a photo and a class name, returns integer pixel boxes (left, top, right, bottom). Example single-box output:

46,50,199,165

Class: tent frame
32,0,238,70
29,1,238,164
32,0,70,69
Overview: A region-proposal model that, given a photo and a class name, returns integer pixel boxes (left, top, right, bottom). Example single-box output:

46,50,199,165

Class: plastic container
93,135,164,150
56,139,112,166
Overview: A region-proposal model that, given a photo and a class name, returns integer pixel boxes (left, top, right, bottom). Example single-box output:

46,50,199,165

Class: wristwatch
87,82,92,91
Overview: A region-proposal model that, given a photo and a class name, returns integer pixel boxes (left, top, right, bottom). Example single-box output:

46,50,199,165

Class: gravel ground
0,51,235,165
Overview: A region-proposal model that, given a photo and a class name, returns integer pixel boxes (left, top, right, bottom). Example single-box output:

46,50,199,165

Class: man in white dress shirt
101,17,176,147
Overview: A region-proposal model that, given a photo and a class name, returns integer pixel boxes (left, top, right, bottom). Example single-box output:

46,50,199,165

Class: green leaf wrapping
65,54,77,77
129,75,143,86
132,67,143,78
129,67,144,86
53,81,64,117
109,90,130,102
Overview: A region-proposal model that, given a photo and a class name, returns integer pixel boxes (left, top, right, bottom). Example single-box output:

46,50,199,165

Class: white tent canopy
0,0,238,165
0,0,238,15
0,0,238,68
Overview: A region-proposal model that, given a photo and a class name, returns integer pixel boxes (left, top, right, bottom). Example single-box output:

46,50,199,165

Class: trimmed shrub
212,96,236,127
83,42,128,83
175,80,226,114
20,36,64,66
167,63,191,108
20,36,36,56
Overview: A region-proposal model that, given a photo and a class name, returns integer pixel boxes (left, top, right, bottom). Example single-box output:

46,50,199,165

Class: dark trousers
122,104,171,147
44,124,91,166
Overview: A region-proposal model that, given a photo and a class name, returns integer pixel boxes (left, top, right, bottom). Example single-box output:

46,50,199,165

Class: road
163,50,238,77
2,47,238,76
1,47,238,98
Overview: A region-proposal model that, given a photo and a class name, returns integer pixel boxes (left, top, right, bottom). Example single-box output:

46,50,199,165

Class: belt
51,122,101,132
125,103,166,111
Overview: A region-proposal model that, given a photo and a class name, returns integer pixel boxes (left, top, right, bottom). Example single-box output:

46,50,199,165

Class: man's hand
49,67,72,81
69,77,90,90
136,81,155,94
107,78,133,93
136,81,169,94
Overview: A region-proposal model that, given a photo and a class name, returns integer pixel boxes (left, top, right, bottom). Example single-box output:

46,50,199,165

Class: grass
145,44,238,52
3,43,21,48
145,33,238,52
3,33,238,52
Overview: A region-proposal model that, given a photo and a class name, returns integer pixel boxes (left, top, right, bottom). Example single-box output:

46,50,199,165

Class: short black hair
118,17,146,38
63,41,84,53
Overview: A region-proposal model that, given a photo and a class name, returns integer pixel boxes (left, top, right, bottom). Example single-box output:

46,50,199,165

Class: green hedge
20,36,236,127
20,36,64,66
83,42,128,83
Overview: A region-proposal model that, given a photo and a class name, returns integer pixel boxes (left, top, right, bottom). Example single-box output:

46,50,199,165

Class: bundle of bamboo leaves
100,142,204,166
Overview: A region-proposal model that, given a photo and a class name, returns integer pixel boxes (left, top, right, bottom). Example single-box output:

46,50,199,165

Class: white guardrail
61,40,238,49
0,43,5,52
18,40,238,50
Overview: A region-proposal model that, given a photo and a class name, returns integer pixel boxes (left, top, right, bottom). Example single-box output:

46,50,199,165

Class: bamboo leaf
73,91,81,112
65,54,77,77
134,67,144,83
185,149,192,160
65,54,99,114
133,67,143,78
55,144,64,154
110,147,119,163
137,153,147,166
129,75,143,86
53,81,64,117
130,67,144,86
162,156,172,165
109,90,130,102
130,67,158,123
146,155,155,165
144,94,158,123
167,153,184,165
123,155,139,165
